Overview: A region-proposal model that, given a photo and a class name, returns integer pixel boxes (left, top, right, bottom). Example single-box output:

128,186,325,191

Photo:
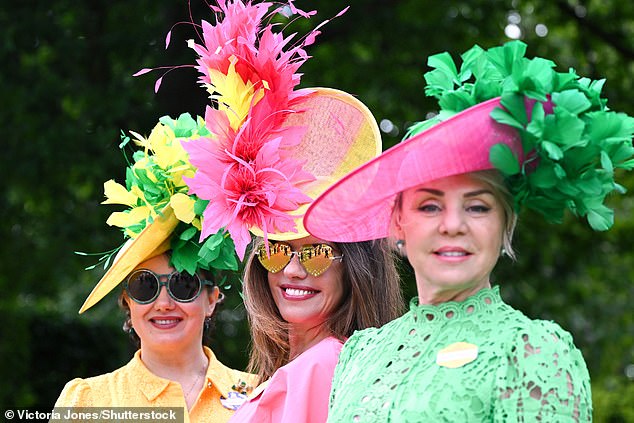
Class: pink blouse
229,336,343,423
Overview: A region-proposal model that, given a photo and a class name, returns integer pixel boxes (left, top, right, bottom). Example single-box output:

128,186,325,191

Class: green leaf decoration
552,89,591,115
541,141,564,160
543,110,586,148
194,198,210,215
171,239,201,275
439,90,476,112
87,114,240,288
500,93,529,126
179,226,198,241
587,206,614,231
489,108,523,130
410,39,634,231
600,151,614,174
427,52,459,82
490,143,520,175
528,162,558,189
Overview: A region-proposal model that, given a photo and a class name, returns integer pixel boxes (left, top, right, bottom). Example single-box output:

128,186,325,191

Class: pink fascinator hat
305,41,634,242
178,1,381,259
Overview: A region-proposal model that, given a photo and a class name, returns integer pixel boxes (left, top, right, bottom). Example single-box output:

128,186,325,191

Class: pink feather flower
182,134,314,259
182,0,345,258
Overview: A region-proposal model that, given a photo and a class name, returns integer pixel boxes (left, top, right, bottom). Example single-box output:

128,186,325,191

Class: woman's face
267,236,345,332
395,173,505,303
124,253,219,353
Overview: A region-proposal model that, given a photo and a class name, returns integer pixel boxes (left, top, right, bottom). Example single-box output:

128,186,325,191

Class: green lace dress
327,286,591,422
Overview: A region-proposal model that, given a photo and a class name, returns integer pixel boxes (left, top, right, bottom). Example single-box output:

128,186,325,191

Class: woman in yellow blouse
52,112,257,423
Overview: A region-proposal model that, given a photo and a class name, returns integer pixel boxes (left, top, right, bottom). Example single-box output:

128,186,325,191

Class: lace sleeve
494,320,592,422
329,329,367,409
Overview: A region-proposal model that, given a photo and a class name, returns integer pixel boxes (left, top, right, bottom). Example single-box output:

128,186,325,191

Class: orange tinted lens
257,243,292,273
299,244,336,276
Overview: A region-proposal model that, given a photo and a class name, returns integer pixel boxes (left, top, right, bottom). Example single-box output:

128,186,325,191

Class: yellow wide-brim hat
79,206,178,313
249,87,382,241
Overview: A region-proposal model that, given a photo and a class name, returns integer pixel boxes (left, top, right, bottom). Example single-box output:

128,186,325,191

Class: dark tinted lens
169,273,201,302
127,270,159,302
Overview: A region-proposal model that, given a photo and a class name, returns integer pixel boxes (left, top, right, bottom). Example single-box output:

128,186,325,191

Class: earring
396,239,405,250
501,248,507,257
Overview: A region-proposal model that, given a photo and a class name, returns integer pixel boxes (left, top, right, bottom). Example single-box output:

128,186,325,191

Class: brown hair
118,258,222,349
243,237,405,381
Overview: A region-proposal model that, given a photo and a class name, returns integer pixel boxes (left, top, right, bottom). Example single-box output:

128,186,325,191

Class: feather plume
181,0,345,259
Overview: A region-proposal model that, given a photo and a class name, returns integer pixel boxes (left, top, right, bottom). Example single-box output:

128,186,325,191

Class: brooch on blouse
436,342,479,368
231,379,254,395
219,379,254,410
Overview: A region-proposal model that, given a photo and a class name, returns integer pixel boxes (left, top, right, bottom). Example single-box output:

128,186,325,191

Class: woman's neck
416,281,491,305
140,344,208,380
288,325,330,360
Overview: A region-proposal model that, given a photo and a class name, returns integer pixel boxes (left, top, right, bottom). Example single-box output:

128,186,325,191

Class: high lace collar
409,286,503,324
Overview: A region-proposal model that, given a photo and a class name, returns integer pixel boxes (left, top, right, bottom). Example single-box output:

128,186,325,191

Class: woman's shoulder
53,367,127,407
284,336,344,371
204,346,259,391
346,312,410,345
495,306,588,373
496,304,577,346
335,313,410,365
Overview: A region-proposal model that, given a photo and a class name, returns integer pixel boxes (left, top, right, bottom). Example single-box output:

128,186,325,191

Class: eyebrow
415,188,494,198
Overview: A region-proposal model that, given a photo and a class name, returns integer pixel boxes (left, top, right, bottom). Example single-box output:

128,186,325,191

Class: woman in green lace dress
303,41,634,422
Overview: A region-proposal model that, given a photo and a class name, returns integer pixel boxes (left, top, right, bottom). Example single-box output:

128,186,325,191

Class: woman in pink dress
229,235,403,423
176,2,405,421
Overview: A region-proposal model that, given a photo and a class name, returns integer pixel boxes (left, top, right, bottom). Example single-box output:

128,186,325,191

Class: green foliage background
1,0,632,420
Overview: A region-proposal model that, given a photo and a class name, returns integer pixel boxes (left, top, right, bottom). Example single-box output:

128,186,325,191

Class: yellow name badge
436,342,479,368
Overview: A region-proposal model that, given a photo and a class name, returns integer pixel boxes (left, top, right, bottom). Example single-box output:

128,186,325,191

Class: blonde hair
242,238,405,382
390,169,517,260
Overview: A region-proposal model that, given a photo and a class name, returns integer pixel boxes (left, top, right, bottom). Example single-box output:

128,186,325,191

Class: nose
282,253,308,279
153,284,175,310
438,206,467,236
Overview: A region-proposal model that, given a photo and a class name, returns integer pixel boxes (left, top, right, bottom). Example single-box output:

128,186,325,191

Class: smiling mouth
283,288,318,297
151,318,181,325
435,251,470,257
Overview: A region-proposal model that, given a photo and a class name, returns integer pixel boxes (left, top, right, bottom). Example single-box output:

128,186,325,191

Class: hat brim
249,87,382,241
78,206,179,313
304,97,521,243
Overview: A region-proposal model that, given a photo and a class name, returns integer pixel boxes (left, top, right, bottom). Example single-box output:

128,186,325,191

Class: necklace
184,364,207,408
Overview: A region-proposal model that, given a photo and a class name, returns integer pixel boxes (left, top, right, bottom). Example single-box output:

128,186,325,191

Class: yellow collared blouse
54,347,258,423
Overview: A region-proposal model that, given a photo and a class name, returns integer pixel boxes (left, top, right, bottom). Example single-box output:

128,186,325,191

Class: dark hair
118,263,222,349
243,237,405,381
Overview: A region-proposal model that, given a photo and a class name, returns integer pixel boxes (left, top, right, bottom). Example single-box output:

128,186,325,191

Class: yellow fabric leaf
129,130,148,149
105,206,150,228
170,193,196,223
130,185,151,205
209,56,264,130
102,180,138,206
148,124,185,169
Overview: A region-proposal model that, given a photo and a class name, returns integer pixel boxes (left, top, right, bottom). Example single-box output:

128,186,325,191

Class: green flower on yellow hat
90,112,238,278
102,113,205,237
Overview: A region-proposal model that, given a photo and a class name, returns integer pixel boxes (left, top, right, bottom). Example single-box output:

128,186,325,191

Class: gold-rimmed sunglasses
256,242,343,277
